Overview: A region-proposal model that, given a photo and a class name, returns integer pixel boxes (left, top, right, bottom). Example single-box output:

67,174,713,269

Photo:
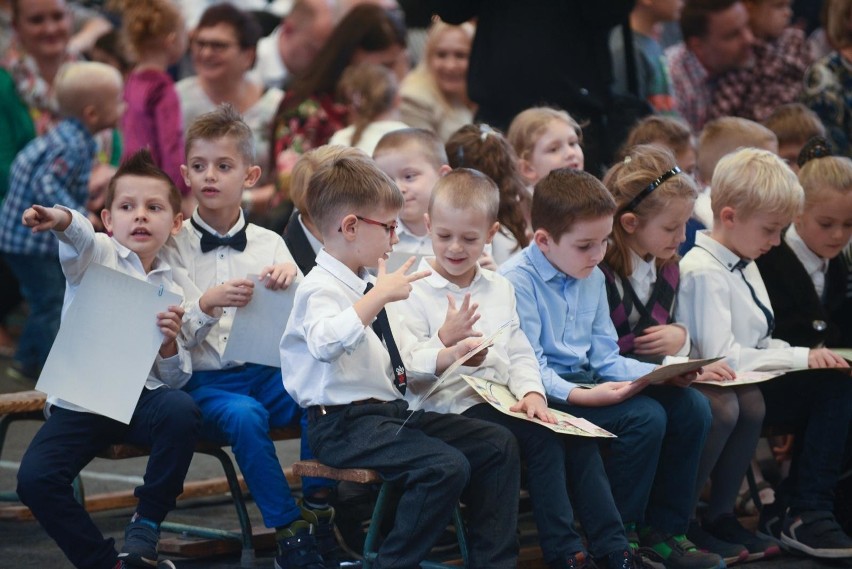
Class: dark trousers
308,400,520,569
16,387,200,569
463,403,626,562
760,369,852,512
551,385,711,535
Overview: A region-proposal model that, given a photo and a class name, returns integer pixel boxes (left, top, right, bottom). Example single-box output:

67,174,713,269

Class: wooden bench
292,459,469,569
0,391,49,502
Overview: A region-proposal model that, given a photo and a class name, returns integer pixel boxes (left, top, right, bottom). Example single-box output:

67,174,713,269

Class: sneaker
114,562,176,569
300,501,341,568
686,519,748,565
639,530,725,569
597,548,653,568
551,551,597,568
780,510,852,559
275,519,326,569
118,516,160,567
702,514,780,562
755,500,784,543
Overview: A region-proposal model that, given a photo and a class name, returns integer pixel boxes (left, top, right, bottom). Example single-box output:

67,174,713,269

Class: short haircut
826,0,852,49
307,156,404,235
623,115,694,159
196,3,263,50
373,128,449,170
54,61,122,119
508,106,583,163
290,145,370,219
799,155,852,206
762,103,826,148
185,103,256,164
711,147,803,221
680,0,741,40
105,148,182,214
604,144,699,278
429,168,500,223
531,168,616,240
697,117,777,185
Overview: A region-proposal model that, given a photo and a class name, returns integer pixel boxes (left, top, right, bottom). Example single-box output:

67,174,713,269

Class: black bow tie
191,218,248,253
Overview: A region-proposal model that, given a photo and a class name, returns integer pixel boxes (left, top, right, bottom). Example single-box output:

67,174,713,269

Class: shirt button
219,253,224,259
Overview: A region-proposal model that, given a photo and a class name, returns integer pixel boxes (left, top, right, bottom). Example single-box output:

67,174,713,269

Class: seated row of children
6,61,851,569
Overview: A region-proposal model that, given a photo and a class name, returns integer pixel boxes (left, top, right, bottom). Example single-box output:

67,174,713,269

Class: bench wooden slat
0,390,46,415
291,459,382,484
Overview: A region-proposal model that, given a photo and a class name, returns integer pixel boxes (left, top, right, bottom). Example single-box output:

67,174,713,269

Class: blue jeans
3,253,64,371
185,363,331,528
17,387,200,569
308,400,520,569
761,369,852,512
551,385,711,535
463,403,626,562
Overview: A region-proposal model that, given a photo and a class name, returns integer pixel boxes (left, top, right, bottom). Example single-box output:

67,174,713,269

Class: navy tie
734,259,775,337
191,218,248,253
364,282,407,394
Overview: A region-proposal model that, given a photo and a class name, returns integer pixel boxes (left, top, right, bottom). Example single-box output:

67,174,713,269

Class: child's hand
438,293,483,347
666,370,699,387
509,392,557,423
634,324,687,356
567,381,634,407
452,336,488,367
372,257,431,303
478,251,498,271
808,348,850,369
157,304,184,357
22,204,71,233
199,278,255,314
259,262,298,290
697,360,737,382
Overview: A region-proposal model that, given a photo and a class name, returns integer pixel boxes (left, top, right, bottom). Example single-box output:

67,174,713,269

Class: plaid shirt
666,43,712,132
710,28,811,123
802,51,852,157
0,118,95,256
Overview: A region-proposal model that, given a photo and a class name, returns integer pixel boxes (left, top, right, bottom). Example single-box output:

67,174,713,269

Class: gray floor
1,358,850,568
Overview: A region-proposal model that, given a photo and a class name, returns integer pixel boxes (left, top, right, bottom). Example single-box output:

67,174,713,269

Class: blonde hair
507,106,583,162
623,115,694,159
430,168,500,222
697,117,777,185
826,0,852,49
603,145,699,278
798,155,852,206
337,63,399,148
290,145,370,220
54,61,123,119
307,156,403,235
373,127,449,170
113,0,182,58
446,124,530,249
711,148,803,221
762,103,826,148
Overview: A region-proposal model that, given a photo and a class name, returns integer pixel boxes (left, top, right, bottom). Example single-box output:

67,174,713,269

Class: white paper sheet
384,251,424,273
221,275,298,367
36,264,181,424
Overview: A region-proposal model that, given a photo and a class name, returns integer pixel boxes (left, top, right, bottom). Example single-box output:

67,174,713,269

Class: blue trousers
3,252,64,372
463,403,627,562
761,369,852,512
185,363,330,528
309,400,520,569
17,387,200,569
551,385,711,535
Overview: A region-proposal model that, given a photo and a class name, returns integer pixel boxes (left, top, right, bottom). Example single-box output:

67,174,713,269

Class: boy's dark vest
600,262,680,364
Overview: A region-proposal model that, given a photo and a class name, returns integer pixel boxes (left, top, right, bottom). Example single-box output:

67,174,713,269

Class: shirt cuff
792,346,810,369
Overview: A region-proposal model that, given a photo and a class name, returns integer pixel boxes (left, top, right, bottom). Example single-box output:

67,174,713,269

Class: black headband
623,166,682,212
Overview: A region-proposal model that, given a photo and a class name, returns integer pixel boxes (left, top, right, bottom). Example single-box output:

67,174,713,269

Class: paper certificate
833,348,852,361
461,375,615,438
222,275,298,368
622,356,724,397
385,251,424,273
695,370,784,387
36,264,181,424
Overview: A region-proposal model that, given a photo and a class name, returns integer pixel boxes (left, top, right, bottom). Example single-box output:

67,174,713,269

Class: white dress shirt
693,186,714,230
50,209,191,413
396,258,545,414
785,224,829,298
161,210,300,371
393,221,433,256
280,249,412,407
677,231,809,371
298,213,323,255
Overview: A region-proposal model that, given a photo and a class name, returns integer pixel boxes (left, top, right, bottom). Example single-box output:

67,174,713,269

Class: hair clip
797,136,833,168
623,166,681,212
479,123,494,141
623,156,632,164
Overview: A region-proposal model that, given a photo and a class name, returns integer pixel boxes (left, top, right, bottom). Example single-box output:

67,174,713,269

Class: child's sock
303,495,330,510
129,512,160,531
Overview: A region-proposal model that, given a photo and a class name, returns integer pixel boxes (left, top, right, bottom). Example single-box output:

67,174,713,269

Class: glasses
191,38,237,54
338,215,398,236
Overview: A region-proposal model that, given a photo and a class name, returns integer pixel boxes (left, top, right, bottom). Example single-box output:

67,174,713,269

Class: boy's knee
160,391,202,432
218,397,270,434
623,397,667,438
16,460,58,505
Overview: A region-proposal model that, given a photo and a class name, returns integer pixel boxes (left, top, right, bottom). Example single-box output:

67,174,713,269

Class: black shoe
597,548,652,568
550,551,598,568
781,510,852,559
756,500,785,543
639,529,725,569
301,501,341,568
275,520,326,569
686,519,747,566
118,517,160,567
702,514,780,562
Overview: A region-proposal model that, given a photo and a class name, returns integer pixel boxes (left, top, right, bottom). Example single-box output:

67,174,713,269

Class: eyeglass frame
190,37,239,54
338,215,398,236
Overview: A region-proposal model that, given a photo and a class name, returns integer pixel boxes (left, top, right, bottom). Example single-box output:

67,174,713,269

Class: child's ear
719,206,737,228
619,212,639,234
438,164,452,177
533,228,551,252
518,158,537,184
424,212,432,233
180,164,190,186
485,221,500,244
81,104,99,127
171,212,184,235
339,213,358,240
244,165,262,188
100,208,113,233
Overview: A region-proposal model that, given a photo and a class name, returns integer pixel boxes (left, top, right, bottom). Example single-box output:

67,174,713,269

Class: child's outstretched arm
22,204,72,233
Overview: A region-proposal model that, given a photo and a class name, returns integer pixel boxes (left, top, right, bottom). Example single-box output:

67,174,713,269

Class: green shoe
639,529,725,569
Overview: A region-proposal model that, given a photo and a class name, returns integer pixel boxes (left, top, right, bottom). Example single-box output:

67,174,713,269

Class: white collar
785,224,828,276
190,209,247,238
629,249,656,283
315,249,372,294
419,256,494,291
